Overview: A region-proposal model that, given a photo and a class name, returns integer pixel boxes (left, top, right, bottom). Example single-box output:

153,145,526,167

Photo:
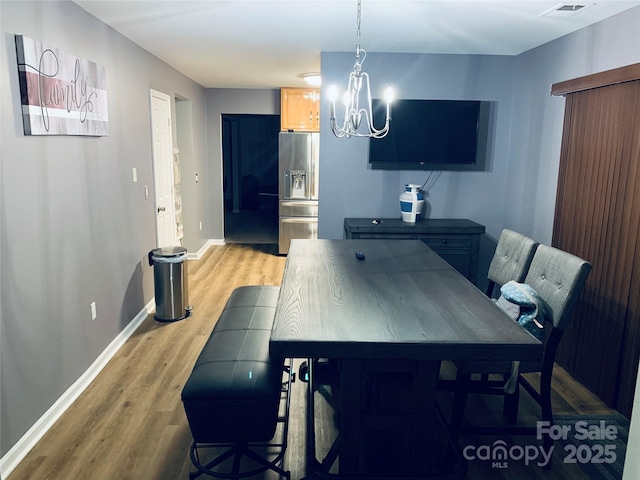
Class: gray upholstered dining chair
474,229,539,385
449,244,592,449
485,229,539,297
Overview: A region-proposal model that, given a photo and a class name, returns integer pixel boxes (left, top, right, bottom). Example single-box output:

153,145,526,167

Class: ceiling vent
540,3,590,17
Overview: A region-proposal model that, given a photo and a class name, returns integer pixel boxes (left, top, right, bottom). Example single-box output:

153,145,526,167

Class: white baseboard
186,238,224,260
0,299,156,479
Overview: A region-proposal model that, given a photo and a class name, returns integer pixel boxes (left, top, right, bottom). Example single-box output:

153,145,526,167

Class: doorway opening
222,114,280,244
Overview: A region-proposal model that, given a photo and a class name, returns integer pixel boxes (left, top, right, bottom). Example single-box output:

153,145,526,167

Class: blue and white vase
399,184,424,223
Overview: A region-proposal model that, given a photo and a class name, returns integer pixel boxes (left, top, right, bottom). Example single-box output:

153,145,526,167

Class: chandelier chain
355,0,363,69
356,0,362,51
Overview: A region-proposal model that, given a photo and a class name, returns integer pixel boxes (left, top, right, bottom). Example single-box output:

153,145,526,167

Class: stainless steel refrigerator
278,132,319,255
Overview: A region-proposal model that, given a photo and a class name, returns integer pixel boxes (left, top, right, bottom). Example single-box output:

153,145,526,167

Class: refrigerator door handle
279,217,318,223
279,200,319,217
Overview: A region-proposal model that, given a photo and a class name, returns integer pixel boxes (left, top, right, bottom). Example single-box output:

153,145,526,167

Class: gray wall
1,0,208,456
176,98,202,251
318,7,640,247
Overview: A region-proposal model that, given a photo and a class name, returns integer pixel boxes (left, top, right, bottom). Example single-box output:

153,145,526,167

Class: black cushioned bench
181,286,292,479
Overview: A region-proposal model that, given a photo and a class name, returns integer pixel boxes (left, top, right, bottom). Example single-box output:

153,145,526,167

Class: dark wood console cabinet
344,218,485,284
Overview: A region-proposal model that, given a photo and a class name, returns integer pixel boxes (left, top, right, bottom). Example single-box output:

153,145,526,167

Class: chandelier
329,0,393,139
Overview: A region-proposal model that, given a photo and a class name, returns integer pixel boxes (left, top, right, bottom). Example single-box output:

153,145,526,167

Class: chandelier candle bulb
384,87,394,118
328,86,336,118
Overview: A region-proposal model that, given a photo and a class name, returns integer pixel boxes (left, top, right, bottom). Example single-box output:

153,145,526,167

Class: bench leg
189,441,290,480
189,442,236,479
187,359,294,480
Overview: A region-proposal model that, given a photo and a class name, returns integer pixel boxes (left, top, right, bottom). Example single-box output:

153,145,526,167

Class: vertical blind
552,70,640,417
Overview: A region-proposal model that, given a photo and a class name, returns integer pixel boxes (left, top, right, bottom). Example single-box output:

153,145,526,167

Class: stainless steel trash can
148,246,193,322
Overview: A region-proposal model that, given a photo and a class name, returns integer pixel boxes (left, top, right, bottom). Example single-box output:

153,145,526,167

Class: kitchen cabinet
281,88,320,132
344,218,485,285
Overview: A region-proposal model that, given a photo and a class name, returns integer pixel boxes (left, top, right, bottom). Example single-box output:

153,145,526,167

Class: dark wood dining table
270,239,542,478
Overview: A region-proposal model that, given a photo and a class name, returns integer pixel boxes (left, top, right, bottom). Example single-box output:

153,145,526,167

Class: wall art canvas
15,35,109,136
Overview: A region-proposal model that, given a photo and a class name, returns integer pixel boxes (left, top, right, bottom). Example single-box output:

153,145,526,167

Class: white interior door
150,89,177,247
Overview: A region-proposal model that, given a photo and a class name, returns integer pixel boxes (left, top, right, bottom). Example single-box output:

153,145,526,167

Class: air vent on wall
539,3,590,17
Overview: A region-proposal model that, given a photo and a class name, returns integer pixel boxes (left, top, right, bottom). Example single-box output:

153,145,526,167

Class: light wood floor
7,244,619,480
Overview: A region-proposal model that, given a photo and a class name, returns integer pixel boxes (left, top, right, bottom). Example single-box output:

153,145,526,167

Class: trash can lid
150,246,188,257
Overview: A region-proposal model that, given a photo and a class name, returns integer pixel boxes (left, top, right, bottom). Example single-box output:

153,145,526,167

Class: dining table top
269,239,542,362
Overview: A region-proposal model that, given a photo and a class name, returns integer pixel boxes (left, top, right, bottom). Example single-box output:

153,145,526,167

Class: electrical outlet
90,302,97,321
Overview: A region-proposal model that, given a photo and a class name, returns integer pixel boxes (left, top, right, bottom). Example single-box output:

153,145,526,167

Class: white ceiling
72,0,640,89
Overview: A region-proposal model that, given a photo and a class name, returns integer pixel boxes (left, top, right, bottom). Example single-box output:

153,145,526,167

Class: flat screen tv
368,99,491,171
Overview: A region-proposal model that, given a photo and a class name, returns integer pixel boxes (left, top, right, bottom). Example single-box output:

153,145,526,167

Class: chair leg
539,365,555,456
503,374,520,424
539,368,553,423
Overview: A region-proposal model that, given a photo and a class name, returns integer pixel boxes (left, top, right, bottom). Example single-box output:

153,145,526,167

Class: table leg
338,359,364,475
338,359,441,476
